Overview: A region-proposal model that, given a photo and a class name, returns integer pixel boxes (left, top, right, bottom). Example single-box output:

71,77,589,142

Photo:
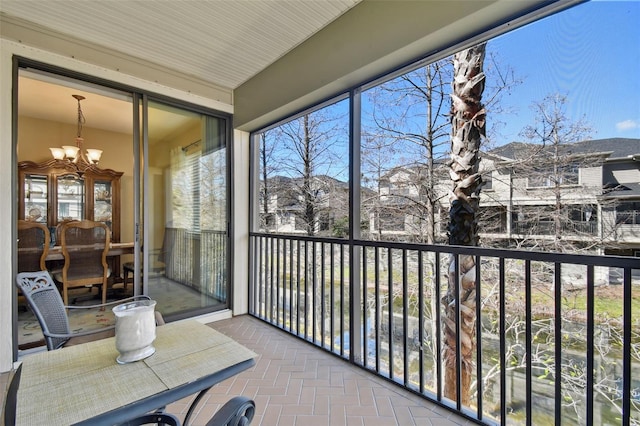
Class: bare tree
268,108,347,236
362,49,520,245
259,132,279,230
514,93,601,254
259,106,348,235
362,61,452,244
361,126,399,241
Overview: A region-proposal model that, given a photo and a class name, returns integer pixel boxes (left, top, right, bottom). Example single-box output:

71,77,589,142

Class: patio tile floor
1,315,472,425
169,315,472,426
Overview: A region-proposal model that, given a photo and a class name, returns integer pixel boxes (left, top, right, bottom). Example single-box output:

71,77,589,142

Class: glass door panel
57,174,85,222
24,174,48,223
94,180,113,227
144,100,229,317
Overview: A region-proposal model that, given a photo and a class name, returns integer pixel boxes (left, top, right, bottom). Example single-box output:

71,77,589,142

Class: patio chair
118,395,255,426
205,396,256,426
118,413,180,426
53,220,110,305
2,364,21,426
16,270,155,351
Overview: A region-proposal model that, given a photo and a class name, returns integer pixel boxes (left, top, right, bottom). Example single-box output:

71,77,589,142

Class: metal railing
512,220,598,236
163,227,226,299
249,231,640,425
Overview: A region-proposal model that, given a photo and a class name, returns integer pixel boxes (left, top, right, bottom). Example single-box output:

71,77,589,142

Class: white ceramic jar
113,299,157,364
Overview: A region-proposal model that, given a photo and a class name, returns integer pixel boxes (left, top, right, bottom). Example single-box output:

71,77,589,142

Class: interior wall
17,116,136,242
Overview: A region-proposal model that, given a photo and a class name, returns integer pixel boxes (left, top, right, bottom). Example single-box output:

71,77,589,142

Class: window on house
569,204,596,222
527,174,550,188
263,214,275,227
512,206,556,235
617,202,640,225
478,206,506,233
318,213,332,232
483,172,493,190
568,204,597,234
375,210,405,232
561,164,580,185
528,164,580,187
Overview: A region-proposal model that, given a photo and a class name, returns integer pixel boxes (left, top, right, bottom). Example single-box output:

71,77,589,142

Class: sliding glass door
143,100,229,318
15,62,232,355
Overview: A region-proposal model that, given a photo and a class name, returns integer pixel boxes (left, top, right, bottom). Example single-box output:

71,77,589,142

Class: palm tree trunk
443,43,486,406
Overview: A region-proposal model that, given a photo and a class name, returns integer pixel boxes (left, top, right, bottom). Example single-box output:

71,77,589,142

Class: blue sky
488,0,640,143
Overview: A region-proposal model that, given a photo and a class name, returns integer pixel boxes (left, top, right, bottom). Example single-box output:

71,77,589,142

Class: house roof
489,138,640,161
602,182,640,200
565,138,640,159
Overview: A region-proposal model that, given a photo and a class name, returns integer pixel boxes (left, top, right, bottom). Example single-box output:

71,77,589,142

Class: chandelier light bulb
86,149,103,163
50,147,65,160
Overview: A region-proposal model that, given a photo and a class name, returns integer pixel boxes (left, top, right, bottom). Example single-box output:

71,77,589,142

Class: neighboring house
370,138,640,256
259,175,350,236
483,138,640,256
367,165,449,242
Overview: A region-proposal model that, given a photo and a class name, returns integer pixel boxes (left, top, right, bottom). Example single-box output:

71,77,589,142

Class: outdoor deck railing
163,227,226,299
249,232,640,425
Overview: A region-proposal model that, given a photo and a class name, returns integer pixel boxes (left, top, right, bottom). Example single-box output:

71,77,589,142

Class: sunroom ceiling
0,0,361,90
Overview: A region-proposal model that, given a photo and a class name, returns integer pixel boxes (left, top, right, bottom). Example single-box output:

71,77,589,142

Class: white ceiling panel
0,0,360,90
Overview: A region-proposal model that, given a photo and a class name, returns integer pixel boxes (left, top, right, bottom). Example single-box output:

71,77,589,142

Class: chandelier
49,94,102,169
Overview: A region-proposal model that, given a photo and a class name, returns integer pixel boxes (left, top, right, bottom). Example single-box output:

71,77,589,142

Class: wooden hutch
18,158,124,278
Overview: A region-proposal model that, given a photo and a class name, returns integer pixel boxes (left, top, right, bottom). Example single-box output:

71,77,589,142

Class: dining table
15,320,257,425
44,241,135,261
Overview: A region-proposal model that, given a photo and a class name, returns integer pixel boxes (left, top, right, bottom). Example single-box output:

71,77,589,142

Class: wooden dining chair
54,219,79,246
17,220,50,272
122,249,166,293
53,220,110,305
17,220,51,311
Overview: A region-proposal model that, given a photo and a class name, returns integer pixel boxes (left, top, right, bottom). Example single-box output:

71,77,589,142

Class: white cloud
616,119,639,132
